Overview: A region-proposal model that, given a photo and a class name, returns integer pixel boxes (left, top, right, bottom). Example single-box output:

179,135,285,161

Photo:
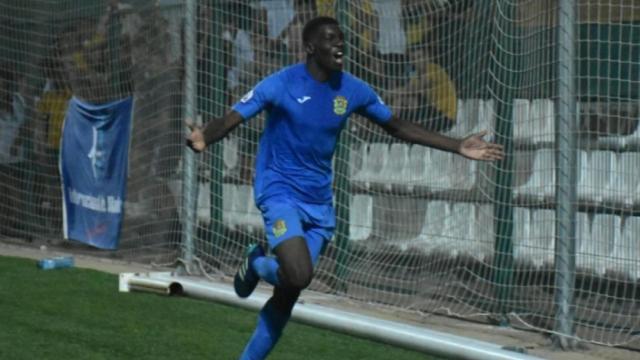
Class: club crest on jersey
272,219,287,238
333,96,347,115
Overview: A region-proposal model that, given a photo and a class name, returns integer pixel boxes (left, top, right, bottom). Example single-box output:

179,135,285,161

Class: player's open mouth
334,51,344,64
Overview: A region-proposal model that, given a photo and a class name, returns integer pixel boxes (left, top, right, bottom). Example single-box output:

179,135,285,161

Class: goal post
1,0,640,349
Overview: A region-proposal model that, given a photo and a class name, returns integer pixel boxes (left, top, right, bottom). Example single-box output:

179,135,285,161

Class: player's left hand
459,130,505,161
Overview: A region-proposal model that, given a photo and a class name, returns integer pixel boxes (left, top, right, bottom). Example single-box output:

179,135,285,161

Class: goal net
1,0,639,348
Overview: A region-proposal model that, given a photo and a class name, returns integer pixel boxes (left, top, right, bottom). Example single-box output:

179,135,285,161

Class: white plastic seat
512,99,530,142
351,142,370,183
576,150,590,200
577,151,615,204
472,99,496,138
512,151,536,194
197,182,211,224
597,102,640,148
575,212,591,262
349,143,363,180
449,154,477,191
424,148,452,190
610,217,640,279
445,99,470,138
353,143,388,188
234,184,263,233
222,183,236,228
473,204,495,261
529,99,555,144
415,201,451,253
529,209,556,267
383,143,410,190
223,137,239,172
372,197,425,246
446,99,495,139
512,207,532,263
514,149,556,201
405,145,429,192
578,214,619,275
513,99,555,144
445,202,476,257
604,152,640,206
349,195,373,242
246,187,263,232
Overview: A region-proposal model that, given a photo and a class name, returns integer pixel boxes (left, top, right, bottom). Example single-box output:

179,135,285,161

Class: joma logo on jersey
272,219,287,238
333,96,347,115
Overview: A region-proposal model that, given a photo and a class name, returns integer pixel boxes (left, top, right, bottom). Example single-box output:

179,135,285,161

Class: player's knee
280,263,313,290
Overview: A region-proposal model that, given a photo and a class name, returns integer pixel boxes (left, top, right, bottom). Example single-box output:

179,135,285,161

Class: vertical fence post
22,10,51,239
490,0,519,326
205,1,225,264
333,0,352,292
180,0,198,273
553,0,578,350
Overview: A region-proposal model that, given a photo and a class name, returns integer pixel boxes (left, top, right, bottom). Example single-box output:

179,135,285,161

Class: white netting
2,0,640,348
0,0,184,261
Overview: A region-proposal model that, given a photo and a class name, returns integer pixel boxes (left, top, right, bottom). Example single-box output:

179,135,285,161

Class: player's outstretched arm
379,115,505,161
185,110,243,153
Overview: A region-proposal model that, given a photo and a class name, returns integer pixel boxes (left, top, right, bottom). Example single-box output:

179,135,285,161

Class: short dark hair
302,16,340,44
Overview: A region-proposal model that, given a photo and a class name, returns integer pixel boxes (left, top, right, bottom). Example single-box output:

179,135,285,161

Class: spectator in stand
259,0,296,51
282,0,317,63
34,47,73,230
129,1,176,182
386,46,457,132
348,0,379,86
0,65,27,236
126,1,181,245
57,1,133,104
230,5,289,184
371,0,407,89
223,5,256,101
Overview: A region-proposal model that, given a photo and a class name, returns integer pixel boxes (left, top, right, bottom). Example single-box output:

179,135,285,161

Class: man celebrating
187,16,504,360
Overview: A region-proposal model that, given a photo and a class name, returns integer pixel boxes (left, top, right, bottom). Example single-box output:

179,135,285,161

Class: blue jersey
232,63,392,204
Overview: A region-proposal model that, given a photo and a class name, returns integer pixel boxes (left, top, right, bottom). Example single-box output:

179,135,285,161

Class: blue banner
60,96,133,250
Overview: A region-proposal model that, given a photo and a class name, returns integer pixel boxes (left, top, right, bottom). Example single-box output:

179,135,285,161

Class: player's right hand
185,118,206,153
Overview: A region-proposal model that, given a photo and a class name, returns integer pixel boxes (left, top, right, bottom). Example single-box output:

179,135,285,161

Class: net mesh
1,0,640,348
0,0,184,261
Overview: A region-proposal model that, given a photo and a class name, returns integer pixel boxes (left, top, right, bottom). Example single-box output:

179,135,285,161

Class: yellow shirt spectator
408,62,457,120
37,88,72,150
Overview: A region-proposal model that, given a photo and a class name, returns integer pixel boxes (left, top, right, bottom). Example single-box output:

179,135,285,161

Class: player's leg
234,200,305,297
239,285,300,360
237,201,333,360
272,236,313,289
234,235,315,297
239,234,327,360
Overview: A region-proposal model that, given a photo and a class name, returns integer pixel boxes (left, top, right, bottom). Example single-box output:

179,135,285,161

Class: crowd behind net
1,0,639,349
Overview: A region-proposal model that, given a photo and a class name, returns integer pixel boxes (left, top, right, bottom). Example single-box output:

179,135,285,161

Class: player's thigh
298,201,335,266
273,236,313,289
304,227,331,267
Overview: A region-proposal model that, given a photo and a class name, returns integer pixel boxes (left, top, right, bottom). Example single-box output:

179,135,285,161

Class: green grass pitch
0,255,440,360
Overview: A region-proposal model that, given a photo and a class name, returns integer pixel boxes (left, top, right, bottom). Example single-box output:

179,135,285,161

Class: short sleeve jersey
232,63,392,204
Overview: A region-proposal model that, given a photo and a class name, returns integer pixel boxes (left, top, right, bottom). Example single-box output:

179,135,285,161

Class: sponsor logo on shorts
333,95,347,115
272,219,287,238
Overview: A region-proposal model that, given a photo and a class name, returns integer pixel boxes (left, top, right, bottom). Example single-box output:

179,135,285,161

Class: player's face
310,24,345,72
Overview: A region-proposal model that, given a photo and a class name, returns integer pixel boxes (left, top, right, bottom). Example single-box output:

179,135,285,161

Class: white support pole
121,273,543,360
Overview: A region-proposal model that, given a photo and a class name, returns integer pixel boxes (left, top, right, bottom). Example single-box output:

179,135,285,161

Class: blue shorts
258,196,335,266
